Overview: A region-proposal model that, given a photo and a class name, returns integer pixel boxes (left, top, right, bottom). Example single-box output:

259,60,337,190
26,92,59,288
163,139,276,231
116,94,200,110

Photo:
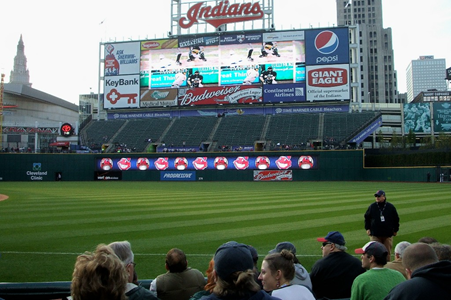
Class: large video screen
97,155,317,171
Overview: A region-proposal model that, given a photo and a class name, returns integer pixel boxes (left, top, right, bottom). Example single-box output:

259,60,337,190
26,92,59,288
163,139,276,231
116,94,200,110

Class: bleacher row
81,111,380,152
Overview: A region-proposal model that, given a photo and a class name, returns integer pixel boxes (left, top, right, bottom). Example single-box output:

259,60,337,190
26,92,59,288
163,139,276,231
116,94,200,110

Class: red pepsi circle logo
315,31,339,55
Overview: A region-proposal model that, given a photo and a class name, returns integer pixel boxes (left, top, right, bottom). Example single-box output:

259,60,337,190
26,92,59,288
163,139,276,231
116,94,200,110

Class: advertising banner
403,103,431,134
140,88,178,107
253,170,293,181
305,27,349,65
104,42,140,76
178,85,262,106
104,75,140,109
349,117,382,144
433,102,451,133
160,171,197,181
96,155,317,171
306,64,350,101
263,83,306,103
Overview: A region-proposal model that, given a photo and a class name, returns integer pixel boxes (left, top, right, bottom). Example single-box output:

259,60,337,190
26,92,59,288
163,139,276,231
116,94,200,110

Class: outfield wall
0,150,436,182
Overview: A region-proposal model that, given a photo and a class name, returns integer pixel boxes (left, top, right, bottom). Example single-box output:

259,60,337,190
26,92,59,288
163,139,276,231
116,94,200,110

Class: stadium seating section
81,111,381,152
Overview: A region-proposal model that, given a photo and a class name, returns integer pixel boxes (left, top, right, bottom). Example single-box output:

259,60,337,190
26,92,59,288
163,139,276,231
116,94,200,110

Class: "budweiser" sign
179,1,264,29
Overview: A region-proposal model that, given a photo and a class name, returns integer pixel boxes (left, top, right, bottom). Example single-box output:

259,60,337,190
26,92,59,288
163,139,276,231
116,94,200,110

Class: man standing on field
364,190,400,261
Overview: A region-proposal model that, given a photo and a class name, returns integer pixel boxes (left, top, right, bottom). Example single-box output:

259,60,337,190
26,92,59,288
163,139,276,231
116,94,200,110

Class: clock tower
10,35,32,87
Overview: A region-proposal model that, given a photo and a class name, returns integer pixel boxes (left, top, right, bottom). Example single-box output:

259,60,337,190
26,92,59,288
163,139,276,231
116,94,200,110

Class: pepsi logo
315,31,339,55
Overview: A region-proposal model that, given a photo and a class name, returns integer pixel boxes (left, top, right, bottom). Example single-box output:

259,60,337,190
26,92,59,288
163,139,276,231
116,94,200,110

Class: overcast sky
1,0,450,104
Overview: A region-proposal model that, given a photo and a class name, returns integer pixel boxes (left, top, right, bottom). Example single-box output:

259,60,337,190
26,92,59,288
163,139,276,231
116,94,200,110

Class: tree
407,129,416,148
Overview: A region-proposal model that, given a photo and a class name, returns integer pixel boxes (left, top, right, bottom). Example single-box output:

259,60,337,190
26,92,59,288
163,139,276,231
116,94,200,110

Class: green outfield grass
0,181,450,283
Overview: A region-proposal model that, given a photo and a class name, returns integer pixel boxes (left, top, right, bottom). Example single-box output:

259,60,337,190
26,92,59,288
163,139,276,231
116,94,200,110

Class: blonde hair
71,244,128,300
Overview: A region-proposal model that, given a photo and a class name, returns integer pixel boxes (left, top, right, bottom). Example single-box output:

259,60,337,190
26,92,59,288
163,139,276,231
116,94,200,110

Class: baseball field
0,181,450,283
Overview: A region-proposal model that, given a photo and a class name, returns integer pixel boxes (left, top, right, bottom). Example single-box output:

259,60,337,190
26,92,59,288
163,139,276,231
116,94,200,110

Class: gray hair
394,241,411,258
108,240,134,265
335,244,348,251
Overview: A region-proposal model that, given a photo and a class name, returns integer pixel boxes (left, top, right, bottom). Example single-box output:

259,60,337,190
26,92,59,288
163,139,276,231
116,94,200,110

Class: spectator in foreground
384,241,411,279
351,241,405,300
71,244,128,300
310,231,365,299
189,257,215,300
430,242,451,261
384,243,451,299
364,190,400,261
108,241,159,300
259,249,315,300
150,248,205,300
268,241,312,290
417,236,438,244
202,241,279,300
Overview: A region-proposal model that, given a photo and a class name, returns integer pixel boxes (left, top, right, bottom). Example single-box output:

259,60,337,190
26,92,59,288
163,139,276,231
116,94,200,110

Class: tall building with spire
336,0,399,103
10,35,32,87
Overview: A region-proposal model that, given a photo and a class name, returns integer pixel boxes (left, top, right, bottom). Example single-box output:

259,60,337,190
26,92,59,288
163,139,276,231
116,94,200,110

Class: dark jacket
384,260,451,300
364,200,399,237
127,285,160,300
310,251,365,299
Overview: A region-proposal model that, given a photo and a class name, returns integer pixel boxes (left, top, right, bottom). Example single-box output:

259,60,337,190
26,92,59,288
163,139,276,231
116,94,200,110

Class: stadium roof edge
4,83,78,113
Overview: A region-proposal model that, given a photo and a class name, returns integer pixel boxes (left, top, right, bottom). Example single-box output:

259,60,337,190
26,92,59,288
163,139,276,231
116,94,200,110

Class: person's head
258,250,295,292
212,241,259,297
394,241,411,260
267,66,273,71
374,190,386,203
429,243,451,261
195,70,200,75
71,244,128,300
269,241,299,263
317,231,347,257
108,241,135,283
355,241,388,269
402,243,438,279
418,236,438,244
204,257,216,292
165,248,188,273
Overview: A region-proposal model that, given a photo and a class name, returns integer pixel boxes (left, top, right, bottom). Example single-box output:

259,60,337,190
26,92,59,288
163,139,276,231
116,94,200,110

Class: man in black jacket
364,190,399,261
384,243,451,299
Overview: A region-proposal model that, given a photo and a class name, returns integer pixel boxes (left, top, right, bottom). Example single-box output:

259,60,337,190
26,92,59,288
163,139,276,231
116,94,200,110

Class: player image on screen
171,70,187,88
187,70,204,88
187,46,207,62
260,66,277,84
243,66,260,85
156,54,180,69
259,42,281,58
226,46,255,66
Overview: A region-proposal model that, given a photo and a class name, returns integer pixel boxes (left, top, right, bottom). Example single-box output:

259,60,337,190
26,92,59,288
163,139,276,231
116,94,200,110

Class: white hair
395,241,411,258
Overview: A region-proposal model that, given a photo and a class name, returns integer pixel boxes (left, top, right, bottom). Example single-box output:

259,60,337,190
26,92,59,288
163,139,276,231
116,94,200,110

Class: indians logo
214,157,228,170
193,157,208,170
100,158,114,171
174,157,189,170
275,156,292,170
233,156,249,170
315,31,339,55
154,157,169,170
255,156,270,170
117,158,132,170
136,157,150,171
298,156,314,170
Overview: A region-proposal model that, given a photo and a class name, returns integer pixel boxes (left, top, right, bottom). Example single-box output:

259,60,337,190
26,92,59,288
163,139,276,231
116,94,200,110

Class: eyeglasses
322,242,332,247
